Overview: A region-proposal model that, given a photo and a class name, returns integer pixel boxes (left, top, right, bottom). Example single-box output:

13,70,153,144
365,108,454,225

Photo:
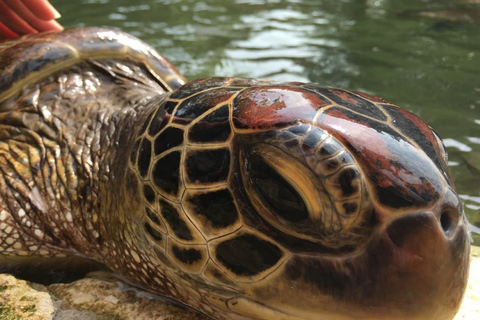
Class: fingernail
51,20,64,31
46,2,62,19
52,8,62,19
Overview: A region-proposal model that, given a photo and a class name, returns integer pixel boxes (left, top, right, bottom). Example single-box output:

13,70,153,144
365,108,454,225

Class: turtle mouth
226,297,310,320
226,296,363,320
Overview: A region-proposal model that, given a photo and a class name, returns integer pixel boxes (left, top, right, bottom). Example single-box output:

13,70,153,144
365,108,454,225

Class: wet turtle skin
0,28,470,320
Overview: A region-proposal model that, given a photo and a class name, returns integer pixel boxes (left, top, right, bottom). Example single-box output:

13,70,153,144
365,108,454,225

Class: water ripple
444,138,473,152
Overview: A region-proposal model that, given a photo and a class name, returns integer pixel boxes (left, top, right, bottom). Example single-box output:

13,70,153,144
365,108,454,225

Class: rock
0,272,207,320
0,274,55,320
47,274,207,320
1,248,480,319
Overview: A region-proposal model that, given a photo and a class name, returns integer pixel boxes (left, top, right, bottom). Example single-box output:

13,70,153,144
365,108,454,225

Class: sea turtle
0,27,471,320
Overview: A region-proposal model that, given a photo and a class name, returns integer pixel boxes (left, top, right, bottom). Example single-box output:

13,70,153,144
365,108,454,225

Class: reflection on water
52,0,480,244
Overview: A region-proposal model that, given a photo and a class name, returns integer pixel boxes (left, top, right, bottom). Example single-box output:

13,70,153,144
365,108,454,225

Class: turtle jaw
224,296,315,320
224,211,470,320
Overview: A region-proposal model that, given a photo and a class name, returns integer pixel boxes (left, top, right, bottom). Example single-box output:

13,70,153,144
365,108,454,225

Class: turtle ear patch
183,188,242,240
174,88,238,120
187,189,238,228
215,233,283,277
185,148,231,185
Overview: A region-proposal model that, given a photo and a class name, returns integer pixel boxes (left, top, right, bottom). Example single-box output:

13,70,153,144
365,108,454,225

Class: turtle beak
377,203,470,320
385,211,465,266
383,185,470,276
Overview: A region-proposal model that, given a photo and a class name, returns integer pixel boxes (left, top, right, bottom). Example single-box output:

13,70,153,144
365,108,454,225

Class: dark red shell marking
382,105,451,183
317,108,443,209
232,86,330,129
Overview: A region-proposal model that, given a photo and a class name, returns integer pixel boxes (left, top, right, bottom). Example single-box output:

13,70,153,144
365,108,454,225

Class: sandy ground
454,246,480,320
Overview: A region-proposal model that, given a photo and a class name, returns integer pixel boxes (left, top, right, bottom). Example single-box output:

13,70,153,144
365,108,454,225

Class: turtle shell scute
154,127,184,155
188,104,231,143
303,85,388,121
173,88,239,123
232,86,329,130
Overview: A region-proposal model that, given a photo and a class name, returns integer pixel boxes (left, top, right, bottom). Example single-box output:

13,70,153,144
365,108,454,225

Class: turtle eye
248,153,309,223
242,142,372,247
242,144,322,241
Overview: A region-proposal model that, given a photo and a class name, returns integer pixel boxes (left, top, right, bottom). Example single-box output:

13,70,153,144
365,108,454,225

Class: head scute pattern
0,28,470,320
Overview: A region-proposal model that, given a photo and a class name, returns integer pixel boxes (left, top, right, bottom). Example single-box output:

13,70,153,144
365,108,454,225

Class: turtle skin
0,27,470,320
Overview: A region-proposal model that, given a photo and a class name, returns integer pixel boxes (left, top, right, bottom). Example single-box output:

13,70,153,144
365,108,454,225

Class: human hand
0,0,63,40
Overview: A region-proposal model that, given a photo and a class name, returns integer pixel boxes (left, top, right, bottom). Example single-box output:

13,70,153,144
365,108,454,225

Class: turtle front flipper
0,27,186,102
0,28,184,263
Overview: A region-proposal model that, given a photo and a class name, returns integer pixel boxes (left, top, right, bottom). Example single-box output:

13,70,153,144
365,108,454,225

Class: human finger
20,0,61,21
0,21,18,41
4,0,62,32
0,1,37,35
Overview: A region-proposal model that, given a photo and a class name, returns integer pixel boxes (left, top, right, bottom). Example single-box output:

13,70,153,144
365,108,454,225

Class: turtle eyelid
248,153,309,223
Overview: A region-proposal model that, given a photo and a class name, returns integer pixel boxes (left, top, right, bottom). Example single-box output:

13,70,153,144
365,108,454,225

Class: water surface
52,0,480,244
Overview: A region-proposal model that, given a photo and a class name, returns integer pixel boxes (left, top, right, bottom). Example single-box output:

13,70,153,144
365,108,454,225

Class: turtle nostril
440,210,456,236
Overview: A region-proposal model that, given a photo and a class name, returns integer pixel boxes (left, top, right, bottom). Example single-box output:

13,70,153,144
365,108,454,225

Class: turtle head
131,78,469,320
226,83,470,320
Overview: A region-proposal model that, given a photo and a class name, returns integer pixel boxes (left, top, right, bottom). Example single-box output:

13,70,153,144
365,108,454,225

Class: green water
52,0,480,244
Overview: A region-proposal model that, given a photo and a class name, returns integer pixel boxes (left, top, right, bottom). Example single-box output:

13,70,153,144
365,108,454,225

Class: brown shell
0,27,186,103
